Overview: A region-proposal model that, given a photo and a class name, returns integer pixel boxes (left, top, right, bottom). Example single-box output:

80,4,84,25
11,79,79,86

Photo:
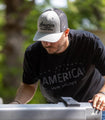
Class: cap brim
33,31,63,43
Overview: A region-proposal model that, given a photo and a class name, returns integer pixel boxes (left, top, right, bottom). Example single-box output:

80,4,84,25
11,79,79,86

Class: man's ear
65,28,70,36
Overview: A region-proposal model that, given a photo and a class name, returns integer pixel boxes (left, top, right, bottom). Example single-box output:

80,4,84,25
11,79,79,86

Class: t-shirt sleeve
22,47,39,84
93,37,105,75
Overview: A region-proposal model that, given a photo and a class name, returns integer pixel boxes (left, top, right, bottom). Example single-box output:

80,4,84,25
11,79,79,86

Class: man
12,8,105,113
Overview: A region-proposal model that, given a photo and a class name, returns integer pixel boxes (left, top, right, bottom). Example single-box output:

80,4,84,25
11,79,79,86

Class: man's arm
11,82,38,104
89,76,105,111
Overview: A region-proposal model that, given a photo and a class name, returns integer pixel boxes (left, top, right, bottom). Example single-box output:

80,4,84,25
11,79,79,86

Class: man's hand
88,93,105,111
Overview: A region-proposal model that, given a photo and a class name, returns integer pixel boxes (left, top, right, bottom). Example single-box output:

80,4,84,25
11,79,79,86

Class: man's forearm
13,82,38,104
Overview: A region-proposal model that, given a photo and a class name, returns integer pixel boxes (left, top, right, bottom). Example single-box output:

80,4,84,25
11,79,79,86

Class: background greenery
0,0,105,104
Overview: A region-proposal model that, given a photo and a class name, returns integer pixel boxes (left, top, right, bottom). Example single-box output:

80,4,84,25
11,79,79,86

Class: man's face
41,32,68,54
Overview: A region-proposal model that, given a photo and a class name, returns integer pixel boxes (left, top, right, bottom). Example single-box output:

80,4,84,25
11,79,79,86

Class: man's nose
44,42,51,46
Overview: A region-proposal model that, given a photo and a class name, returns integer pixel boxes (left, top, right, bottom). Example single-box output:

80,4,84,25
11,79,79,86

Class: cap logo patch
39,22,55,31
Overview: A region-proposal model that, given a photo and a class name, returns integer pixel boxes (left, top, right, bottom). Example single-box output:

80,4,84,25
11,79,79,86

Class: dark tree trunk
3,0,35,87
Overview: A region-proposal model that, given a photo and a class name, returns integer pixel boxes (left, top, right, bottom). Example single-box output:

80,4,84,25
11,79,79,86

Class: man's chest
39,59,87,90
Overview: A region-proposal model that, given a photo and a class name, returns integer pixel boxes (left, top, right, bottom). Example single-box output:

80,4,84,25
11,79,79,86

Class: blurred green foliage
22,7,41,49
64,0,105,30
74,0,105,30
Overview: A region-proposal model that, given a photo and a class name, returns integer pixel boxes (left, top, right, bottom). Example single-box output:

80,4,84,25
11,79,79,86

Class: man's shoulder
69,29,99,40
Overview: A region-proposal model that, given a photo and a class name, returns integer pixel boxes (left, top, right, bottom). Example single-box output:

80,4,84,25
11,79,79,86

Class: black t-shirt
23,29,105,102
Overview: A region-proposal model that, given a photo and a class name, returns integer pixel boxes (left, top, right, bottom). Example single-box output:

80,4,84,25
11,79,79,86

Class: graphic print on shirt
39,62,86,90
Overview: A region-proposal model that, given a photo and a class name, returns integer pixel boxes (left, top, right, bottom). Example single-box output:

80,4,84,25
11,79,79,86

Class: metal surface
0,98,102,120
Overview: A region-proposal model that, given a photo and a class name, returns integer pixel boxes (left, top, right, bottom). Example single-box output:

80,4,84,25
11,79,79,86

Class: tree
63,0,105,30
2,0,35,88
74,0,105,30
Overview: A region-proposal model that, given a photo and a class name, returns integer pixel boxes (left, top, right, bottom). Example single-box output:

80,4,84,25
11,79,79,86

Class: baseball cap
33,8,68,43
